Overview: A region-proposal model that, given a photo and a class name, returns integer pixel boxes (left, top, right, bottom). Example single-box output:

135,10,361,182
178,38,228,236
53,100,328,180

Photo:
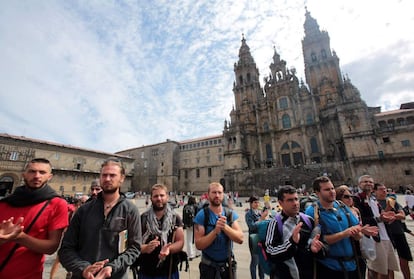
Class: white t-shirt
405,194,414,208
368,196,389,241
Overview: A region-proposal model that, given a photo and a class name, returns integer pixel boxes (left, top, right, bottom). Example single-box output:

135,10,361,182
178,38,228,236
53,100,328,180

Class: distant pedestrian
182,196,200,260
245,196,268,279
89,179,102,199
404,190,414,220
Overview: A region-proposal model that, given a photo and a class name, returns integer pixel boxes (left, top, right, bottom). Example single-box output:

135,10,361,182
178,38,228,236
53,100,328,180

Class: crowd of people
0,158,413,279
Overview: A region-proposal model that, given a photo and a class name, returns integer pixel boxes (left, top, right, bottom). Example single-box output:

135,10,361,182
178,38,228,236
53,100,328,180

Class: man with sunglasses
353,175,399,279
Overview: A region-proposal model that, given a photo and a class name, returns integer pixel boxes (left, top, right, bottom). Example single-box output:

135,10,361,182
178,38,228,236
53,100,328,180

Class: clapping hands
0,217,24,245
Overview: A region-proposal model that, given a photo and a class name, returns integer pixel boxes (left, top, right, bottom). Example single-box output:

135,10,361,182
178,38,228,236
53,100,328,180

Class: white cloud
0,0,413,152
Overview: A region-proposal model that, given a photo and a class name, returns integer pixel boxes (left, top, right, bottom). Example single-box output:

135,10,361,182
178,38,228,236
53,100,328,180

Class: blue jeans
249,235,264,279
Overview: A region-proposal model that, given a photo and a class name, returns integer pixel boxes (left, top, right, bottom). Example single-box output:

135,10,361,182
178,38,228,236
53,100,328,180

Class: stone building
1,10,413,196
0,133,134,197
117,139,180,194
117,135,224,194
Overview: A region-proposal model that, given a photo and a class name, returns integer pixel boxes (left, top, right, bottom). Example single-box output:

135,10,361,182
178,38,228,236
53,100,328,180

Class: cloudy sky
1,0,413,153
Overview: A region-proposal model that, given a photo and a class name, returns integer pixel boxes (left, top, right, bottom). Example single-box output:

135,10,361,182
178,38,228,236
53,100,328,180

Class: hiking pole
168,226,178,279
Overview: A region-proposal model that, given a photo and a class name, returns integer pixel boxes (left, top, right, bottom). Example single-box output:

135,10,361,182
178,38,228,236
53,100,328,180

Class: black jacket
353,192,381,242
59,194,142,279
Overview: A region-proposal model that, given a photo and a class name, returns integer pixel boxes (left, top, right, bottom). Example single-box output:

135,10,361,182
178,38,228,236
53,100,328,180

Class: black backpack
182,204,195,228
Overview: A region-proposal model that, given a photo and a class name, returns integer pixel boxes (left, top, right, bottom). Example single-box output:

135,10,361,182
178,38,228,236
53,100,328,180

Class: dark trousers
199,261,236,279
316,261,360,279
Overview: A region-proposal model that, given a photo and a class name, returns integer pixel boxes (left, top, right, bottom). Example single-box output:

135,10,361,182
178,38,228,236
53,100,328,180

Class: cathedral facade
221,10,414,194
118,11,413,195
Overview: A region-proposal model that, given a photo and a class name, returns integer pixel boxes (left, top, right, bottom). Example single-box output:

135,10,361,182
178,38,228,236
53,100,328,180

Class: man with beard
137,183,184,279
305,176,362,279
0,158,68,279
194,182,244,279
59,157,141,279
89,178,102,199
353,175,399,279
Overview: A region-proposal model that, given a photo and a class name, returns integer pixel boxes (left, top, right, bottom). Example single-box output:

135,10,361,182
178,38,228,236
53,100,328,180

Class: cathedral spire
303,8,321,38
272,46,280,64
237,34,255,66
302,9,343,108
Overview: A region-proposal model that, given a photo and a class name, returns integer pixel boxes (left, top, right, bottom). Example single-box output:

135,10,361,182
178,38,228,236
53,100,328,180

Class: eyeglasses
342,195,352,199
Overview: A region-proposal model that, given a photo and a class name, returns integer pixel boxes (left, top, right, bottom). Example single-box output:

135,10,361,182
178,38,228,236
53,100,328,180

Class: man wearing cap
245,196,268,279
89,179,102,199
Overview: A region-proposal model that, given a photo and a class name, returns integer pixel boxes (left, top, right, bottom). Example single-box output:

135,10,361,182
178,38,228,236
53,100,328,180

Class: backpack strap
313,202,320,226
299,212,313,230
275,214,283,236
0,199,52,272
275,212,313,237
203,207,209,229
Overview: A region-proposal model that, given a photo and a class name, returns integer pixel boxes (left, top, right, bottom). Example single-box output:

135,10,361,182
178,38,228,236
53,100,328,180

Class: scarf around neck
142,204,176,245
0,184,59,207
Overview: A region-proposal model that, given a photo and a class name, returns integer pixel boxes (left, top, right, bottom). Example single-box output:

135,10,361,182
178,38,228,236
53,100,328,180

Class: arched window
306,113,313,125
280,141,303,167
247,73,251,83
291,141,300,148
279,97,288,109
265,144,273,160
387,119,395,129
397,118,406,126
239,75,243,84
282,114,291,129
378,120,387,128
310,137,319,153
311,52,317,62
321,49,327,59
263,122,269,132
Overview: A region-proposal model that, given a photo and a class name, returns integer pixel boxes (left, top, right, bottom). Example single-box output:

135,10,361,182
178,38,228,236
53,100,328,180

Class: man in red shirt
0,158,68,279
